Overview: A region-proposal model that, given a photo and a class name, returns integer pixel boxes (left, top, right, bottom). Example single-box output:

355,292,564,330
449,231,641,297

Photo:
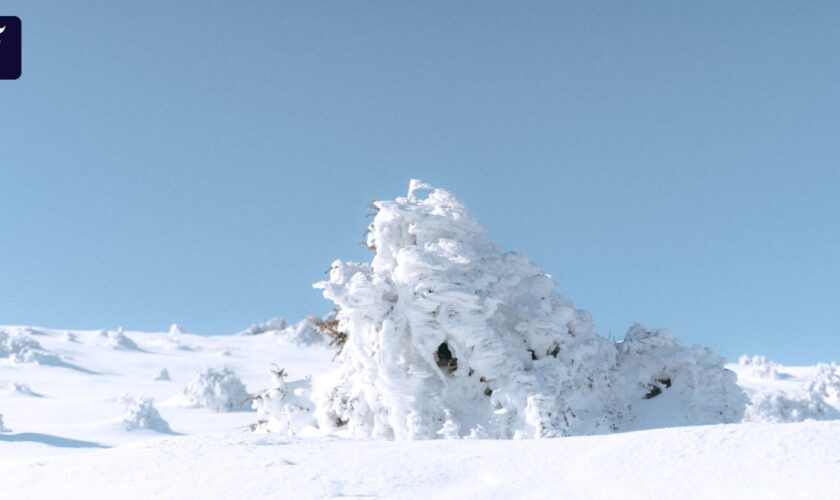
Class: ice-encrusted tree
304,180,745,440
314,182,689,438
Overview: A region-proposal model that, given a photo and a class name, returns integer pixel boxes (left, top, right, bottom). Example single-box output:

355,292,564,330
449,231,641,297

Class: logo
0,16,21,80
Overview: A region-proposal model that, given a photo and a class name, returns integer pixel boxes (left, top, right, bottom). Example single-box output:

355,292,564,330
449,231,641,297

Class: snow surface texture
180,366,250,412
311,181,745,439
118,395,172,433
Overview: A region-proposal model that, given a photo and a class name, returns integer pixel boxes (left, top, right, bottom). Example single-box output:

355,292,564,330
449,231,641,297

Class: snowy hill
1,324,839,499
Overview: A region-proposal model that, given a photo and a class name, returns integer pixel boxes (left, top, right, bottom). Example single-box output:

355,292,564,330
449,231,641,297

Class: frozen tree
250,365,315,435
305,180,745,440
166,323,193,351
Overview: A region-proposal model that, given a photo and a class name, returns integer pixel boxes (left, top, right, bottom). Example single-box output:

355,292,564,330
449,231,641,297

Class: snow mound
152,367,171,381
102,328,140,350
739,355,787,379
744,390,839,423
250,365,315,435
118,395,172,432
181,367,250,412
0,327,61,364
302,180,745,440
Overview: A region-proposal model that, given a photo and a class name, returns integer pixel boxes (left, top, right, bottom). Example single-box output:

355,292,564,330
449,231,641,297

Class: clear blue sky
1,2,838,364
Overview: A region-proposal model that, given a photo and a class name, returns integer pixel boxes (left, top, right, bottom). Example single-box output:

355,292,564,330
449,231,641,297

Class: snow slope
2,324,839,499
3,421,840,500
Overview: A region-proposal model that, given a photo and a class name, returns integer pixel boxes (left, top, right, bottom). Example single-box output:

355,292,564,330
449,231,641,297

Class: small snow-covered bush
165,324,194,351
7,381,38,396
182,367,249,412
103,328,139,350
0,414,10,433
62,331,78,343
118,395,172,432
298,181,745,440
804,363,840,404
152,367,171,381
239,318,288,336
0,328,60,364
239,318,324,346
250,365,315,435
279,318,324,346
744,390,839,423
739,355,786,380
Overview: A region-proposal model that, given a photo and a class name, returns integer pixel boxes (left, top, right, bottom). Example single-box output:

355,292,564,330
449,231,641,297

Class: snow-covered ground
1,324,839,499
4,184,839,497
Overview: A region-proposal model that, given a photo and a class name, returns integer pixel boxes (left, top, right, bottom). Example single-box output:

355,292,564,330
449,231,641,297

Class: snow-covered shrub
738,355,786,380
182,366,249,412
250,365,315,435
118,395,172,432
0,328,60,364
744,390,839,423
239,318,288,336
0,414,10,433
165,324,194,351
153,367,171,381
7,381,38,396
103,328,139,350
804,363,840,404
240,317,324,346
617,325,747,428
303,180,745,440
62,331,78,343
278,318,324,346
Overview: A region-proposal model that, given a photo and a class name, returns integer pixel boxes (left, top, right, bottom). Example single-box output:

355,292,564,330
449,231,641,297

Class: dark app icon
0,16,22,80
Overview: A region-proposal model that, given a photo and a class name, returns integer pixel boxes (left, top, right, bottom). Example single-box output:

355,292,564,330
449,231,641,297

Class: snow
118,395,173,433
310,182,744,438
175,366,250,412
2,182,840,497
1,327,839,498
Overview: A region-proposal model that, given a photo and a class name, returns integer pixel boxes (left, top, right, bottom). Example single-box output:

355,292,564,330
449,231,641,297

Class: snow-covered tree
304,181,746,439
250,365,315,435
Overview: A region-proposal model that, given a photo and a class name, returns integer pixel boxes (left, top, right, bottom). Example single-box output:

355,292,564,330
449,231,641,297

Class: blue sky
1,2,838,364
